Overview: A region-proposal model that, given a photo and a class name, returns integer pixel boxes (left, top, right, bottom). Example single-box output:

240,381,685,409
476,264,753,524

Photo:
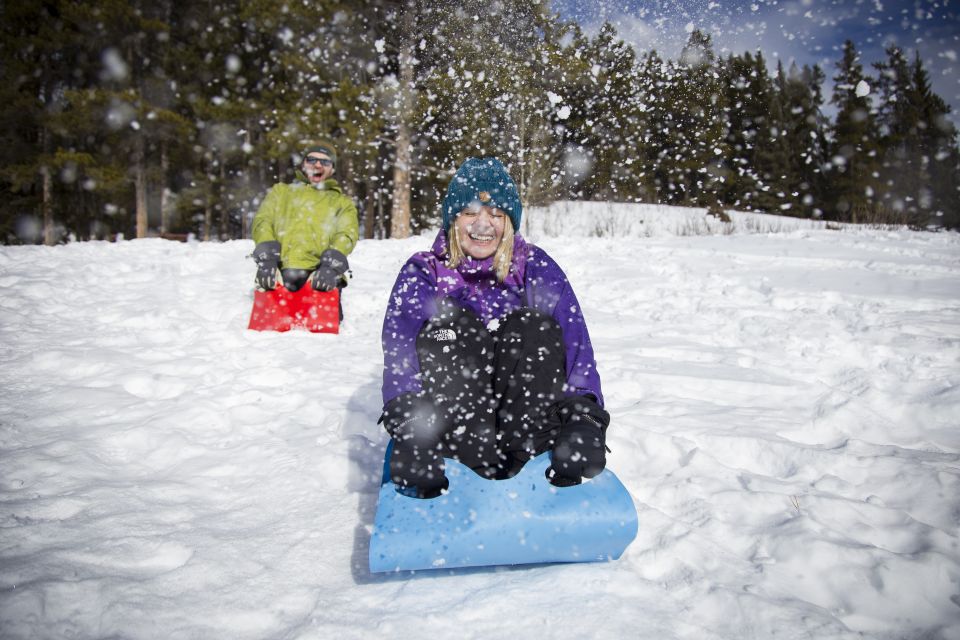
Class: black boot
380,394,449,498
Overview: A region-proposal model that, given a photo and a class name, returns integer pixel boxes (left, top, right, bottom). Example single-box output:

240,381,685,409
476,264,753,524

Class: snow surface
2,203,959,639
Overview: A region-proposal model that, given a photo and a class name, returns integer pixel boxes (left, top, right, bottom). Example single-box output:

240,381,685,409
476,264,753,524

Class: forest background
2,0,959,245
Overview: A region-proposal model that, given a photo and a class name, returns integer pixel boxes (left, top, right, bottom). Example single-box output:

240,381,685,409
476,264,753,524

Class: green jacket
252,173,359,269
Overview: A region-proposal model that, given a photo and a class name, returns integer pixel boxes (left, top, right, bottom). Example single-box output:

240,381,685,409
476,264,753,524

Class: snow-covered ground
2,204,959,639
523,200,834,238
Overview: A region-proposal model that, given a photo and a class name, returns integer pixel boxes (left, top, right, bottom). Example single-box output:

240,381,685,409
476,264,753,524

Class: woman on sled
380,157,609,499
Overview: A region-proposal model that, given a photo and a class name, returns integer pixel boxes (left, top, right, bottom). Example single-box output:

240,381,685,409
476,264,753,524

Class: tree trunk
135,133,148,238
243,127,255,239
41,165,54,245
364,180,376,239
341,153,354,199
376,175,385,239
160,142,171,235
218,160,227,240
40,125,55,245
203,157,212,241
203,201,212,241
389,5,415,239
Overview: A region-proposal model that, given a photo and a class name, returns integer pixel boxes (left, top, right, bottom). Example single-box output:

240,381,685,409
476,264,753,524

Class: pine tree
668,30,729,211
634,49,673,204
721,51,791,213
827,40,882,222
510,18,575,208
720,52,756,209
0,0,111,243
5,1,958,242
777,63,828,217
749,60,793,215
873,45,926,224
552,23,647,203
909,52,960,228
415,0,558,224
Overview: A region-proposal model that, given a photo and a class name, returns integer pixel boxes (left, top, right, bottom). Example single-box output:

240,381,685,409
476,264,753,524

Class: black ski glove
252,240,281,291
310,248,350,292
546,395,610,487
379,393,449,498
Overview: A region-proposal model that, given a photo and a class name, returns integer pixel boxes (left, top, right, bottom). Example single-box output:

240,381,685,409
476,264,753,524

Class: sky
552,0,960,123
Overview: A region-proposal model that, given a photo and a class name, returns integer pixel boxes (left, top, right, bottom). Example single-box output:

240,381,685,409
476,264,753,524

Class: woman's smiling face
453,205,507,259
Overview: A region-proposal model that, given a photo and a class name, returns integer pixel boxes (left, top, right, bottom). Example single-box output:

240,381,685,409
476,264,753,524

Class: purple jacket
381,230,603,407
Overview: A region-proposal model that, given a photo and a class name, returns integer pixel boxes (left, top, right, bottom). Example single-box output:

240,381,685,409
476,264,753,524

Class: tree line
2,0,958,245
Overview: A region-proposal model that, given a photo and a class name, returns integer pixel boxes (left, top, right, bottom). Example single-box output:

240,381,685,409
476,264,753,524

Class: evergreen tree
3,1,958,242
0,0,128,242
873,45,926,224
634,49,673,204
752,60,794,215
777,62,828,217
668,30,729,211
721,51,791,213
555,23,647,202
827,40,882,222
870,46,959,227
909,52,960,228
416,0,558,224
720,52,757,209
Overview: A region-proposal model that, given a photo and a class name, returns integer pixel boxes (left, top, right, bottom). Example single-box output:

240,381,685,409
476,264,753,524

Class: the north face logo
430,329,456,342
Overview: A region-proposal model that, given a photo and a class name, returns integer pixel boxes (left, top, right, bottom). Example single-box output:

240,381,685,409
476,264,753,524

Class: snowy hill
1,205,959,639
523,201,834,239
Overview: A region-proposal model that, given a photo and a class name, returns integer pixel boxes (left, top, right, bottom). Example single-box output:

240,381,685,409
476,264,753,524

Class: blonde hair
447,221,515,282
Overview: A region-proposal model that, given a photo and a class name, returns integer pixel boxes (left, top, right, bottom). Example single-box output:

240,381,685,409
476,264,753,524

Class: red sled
248,286,339,333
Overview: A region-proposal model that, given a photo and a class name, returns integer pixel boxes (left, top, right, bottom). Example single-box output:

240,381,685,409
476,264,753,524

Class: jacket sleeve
329,196,360,256
525,248,604,406
381,255,438,406
251,184,285,244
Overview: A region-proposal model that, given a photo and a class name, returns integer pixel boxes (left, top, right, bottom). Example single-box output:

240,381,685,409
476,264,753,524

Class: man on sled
252,138,358,294
249,139,359,332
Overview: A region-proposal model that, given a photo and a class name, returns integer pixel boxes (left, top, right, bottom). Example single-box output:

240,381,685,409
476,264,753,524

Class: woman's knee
416,301,492,354
498,307,564,352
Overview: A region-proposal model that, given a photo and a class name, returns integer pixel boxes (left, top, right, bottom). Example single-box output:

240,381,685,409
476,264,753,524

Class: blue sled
368,448,638,572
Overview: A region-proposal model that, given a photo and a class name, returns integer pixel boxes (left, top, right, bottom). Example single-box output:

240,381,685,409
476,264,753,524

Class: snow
523,201,831,238
2,203,959,639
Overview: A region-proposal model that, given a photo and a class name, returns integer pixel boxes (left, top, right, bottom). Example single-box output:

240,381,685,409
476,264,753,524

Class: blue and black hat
442,157,522,231
303,139,337,166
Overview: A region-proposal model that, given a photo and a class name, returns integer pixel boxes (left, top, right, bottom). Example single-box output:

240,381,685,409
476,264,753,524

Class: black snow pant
414,301,567,479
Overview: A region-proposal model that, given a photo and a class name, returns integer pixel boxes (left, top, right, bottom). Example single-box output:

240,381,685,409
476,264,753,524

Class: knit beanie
441,157,522,231
303,139,337,166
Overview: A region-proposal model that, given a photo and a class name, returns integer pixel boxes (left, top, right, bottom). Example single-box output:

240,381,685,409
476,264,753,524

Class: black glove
379,393,449,499
546,395,610,487
310,248,349,292
252,241,281,291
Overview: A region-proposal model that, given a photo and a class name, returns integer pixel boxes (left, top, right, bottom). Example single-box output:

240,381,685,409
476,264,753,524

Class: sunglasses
304,156,333,167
